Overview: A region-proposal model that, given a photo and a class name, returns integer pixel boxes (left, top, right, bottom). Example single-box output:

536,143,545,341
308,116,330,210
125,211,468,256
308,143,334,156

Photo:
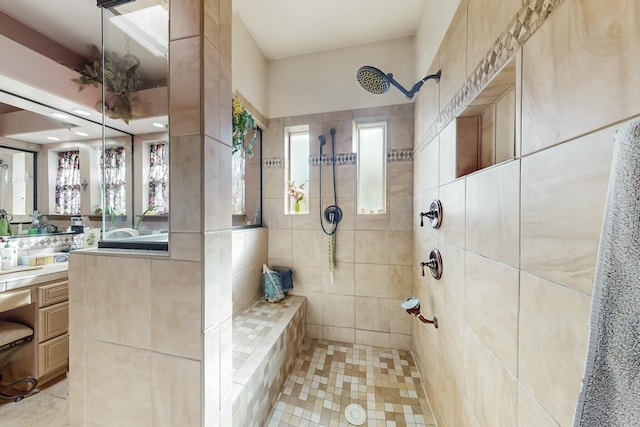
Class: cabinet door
38,333,68,377
38,281,69,308
37,302,68,342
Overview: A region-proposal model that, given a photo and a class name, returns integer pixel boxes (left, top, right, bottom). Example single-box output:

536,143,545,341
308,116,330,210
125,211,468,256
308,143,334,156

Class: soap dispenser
1,239,13,270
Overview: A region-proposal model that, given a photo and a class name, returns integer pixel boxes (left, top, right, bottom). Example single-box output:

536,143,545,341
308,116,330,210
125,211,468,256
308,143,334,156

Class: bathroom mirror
0,145,36,221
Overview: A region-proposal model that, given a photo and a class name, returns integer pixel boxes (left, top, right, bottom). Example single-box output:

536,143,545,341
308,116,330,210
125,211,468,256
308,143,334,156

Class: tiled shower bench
231,295,306,427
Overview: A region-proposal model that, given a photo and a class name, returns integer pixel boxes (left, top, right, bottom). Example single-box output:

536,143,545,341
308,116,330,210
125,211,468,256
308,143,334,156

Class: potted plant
72,44,142,124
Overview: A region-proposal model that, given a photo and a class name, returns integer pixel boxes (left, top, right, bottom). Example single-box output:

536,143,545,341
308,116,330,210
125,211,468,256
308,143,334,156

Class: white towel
573,118,640,426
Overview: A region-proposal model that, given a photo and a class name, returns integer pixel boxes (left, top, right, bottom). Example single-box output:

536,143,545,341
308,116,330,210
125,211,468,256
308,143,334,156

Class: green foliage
232,97,257,157
72,45,142,124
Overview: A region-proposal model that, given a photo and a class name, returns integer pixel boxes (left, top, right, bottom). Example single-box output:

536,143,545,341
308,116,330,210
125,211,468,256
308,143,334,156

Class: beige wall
412,0,639,426
263,104,415,350
232,227,268,315
68,1,234,426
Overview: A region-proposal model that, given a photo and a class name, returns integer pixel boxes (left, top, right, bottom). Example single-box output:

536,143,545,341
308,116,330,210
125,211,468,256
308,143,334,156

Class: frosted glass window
285,126,309,214
355,121,387,214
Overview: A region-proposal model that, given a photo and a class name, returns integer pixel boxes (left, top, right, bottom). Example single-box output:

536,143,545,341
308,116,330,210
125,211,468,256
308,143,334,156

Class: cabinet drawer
38,281,69,308
38,333,68,377
38,302,68,342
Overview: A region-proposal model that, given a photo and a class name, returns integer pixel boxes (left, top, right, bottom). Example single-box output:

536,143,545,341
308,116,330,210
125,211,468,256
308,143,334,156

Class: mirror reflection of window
55,150,81,215
148,142,168,214
232,149,245,216
101,147,127,215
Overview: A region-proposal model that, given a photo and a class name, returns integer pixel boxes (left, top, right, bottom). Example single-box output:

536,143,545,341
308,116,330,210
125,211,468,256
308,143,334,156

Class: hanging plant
232,96,257,157
72,44,142,124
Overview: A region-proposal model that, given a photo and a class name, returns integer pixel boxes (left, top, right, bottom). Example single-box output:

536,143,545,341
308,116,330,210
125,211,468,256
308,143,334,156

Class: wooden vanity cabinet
35,280,69,383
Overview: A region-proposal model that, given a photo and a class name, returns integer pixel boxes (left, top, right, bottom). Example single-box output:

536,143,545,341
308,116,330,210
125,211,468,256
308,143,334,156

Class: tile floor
265,338,436,427
0,374,69,427
0,339,436,427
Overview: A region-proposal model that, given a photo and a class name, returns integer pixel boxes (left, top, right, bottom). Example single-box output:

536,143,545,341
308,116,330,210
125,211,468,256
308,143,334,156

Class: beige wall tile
355,296,389,332
480,104,496,169
334,229,355,263
390,195,413,231
292,229,323,266
204,233,220,330
68,336,84,427
389,161,413,197
68,254,85,338
466,0,521,72
519,272,591,426
389,231,412,265
355,330,390,348
389,265,412,300
463,328,517,427
522,0,640,154
171,232,203,262
322,261,355,295
421,137,440,190
204,327,220,427
323,325,355,343
354,263,389,297
423,58,442,132
354,212,389,230
353,106,390,119
152,354,201,427
439,120,456,185
151,259,202,360
354,230,389,264
262,168,284,199
85,340,151,427
85,255,151,348
465,252,519,374
322,294,354,328
323,109,353,122
218,231,233,323
518,385,560,427
203,136,221,231
389,299,412,334
322,119,353,154
262,127,284,158
306,323,323,339
495,87,515,163
521,127,614,294
170,135,203,233
290,263,323,293
466,160,520,267
389,333,411,350
438,243,465,317
169,37,201,137
439,1,468,107
219,318,233,408
203,28,220,142
415,187,439,240
263,198,290,229
456,116,480,178
231,232,245,274
203,0,220,49
439,179,465,248
390,113,414,149
268,229,292,263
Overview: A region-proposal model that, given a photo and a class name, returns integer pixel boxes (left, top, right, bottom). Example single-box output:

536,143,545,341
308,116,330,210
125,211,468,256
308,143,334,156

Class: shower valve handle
420,249,443,280
419,210,437,227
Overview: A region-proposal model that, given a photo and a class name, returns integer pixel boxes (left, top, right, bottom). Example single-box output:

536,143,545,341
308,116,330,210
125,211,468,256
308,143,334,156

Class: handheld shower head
319,135,326,146
356,65,441,99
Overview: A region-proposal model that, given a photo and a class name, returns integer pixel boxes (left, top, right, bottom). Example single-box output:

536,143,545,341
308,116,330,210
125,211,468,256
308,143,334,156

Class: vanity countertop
0,262,68,293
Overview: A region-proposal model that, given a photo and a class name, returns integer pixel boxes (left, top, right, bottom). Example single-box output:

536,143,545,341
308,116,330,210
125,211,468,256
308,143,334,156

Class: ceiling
233,0,426,60
0,0,427,143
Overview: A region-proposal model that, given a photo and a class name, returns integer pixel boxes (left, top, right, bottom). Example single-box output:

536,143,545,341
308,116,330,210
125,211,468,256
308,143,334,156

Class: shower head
0,160,8,170
319,135,326,146
356,66,441,100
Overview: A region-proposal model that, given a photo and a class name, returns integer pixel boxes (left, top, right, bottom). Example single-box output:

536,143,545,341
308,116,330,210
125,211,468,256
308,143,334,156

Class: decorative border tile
309,153,357,166
388,148,414,162
263,157,283,168
419,0,565,149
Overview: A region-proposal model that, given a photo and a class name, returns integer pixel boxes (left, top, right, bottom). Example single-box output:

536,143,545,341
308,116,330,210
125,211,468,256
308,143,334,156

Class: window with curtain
149,143,168,214
101,147,126,215
55,150,81,214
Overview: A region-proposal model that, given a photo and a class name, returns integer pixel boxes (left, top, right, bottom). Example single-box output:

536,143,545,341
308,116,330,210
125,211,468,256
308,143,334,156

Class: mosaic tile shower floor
266,338,436,427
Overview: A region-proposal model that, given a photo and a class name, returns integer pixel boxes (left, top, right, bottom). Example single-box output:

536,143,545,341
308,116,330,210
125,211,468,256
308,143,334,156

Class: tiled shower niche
455,56,517,178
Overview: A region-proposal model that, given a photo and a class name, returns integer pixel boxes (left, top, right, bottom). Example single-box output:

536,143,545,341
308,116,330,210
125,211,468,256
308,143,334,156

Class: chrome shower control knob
420,249,443,280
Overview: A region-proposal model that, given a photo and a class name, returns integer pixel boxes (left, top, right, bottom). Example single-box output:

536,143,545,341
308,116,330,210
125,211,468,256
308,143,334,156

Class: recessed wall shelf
455,57,517,178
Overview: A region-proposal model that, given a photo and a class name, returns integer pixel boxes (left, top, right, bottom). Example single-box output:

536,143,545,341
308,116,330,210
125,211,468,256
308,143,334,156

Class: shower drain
344,403,366,425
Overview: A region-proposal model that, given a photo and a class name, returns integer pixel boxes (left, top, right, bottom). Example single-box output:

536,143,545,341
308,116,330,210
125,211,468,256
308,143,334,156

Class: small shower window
284,125,309,214
354,120,387,214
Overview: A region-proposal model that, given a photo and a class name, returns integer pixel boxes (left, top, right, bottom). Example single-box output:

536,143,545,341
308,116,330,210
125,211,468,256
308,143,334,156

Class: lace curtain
55,150,81,214
101,147,126,215
149,143,168,214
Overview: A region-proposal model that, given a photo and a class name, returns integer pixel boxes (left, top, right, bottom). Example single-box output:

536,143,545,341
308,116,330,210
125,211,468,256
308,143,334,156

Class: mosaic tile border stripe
419,0,565,149
265,148,413,169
